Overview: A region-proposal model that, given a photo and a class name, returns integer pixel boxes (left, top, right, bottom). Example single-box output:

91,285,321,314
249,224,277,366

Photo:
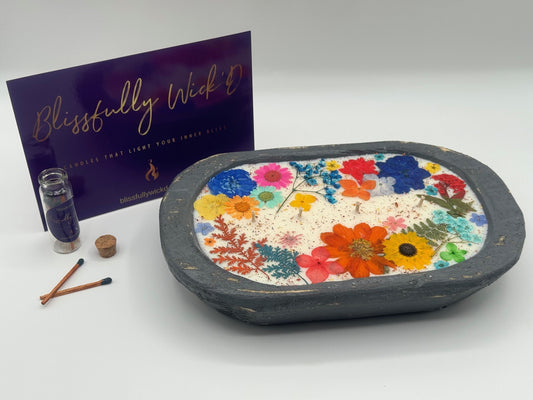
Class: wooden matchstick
39,277,112,300
41,258,84,305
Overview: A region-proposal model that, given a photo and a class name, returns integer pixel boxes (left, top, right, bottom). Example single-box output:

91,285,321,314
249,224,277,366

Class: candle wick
355,202,362,214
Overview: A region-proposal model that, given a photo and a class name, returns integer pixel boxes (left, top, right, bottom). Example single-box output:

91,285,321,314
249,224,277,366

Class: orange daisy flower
225,196,260,220
339,179,376,201
320,223,396,278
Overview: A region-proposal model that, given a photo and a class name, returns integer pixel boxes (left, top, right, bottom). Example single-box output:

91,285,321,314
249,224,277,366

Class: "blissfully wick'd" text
32,63,243,142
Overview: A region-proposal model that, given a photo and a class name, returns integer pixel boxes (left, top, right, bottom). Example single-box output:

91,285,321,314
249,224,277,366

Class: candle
161,141,525,324
192,153,488,285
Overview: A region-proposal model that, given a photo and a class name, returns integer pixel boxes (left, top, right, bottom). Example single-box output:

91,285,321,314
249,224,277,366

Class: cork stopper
95,234,117,258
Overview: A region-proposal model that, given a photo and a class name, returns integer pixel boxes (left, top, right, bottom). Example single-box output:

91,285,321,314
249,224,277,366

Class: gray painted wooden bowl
159,141,525,325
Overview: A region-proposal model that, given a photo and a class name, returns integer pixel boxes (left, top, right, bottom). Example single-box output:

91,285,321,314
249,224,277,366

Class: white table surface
1,2,532,399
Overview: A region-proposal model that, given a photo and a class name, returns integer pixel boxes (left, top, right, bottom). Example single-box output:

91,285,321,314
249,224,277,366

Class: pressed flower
295,247,345,283
250,186,283,208
253,163,293,189
425,185,439,196
440,243,467,263
434,260,449,269
382,232,434,270
225,196,260,220
374,153,385,161
325,160,341,171
320,223,395,278
339,158,378,184
195,222,214,235
382,216,407,232
433,209,450,225
204,237,216,247
460,232,483,243
339,179,376,200
289,193,316,211
425,162,441,174
193,194,230,220
364,174,395,196
276,231,303,248
446,217,472,234
470,213,488,226
432,174,466,199
376,155,431,194
208,169,256,197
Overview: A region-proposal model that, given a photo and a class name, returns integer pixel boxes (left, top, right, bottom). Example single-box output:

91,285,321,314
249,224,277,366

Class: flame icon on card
145,159,159,182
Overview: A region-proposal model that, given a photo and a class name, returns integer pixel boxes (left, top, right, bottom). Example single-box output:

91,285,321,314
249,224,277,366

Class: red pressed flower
295,247,344,283
432,174,466,199
320,223,396,278
339,158,377,184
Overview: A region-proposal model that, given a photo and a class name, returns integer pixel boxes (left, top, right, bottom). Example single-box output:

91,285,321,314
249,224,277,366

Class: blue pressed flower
376,155,431,194
425,185,439,196
195,222,214,236
434,260,450,269
433,210,449,224
459,232,483,243
470,213,488,226
445,216,473,235
374,153,386,161
208,169,257,197
322,170,342,186
306,177,318,186
325,186,336,195
289,162,304,172
455,217,471,230
325,194,337,204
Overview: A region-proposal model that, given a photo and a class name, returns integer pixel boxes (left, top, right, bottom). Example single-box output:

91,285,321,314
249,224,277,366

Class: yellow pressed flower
289,193,316,211
382,232,434,270
225,196,260,220
325,160,341,171
425,162,441,174
193,194,229,220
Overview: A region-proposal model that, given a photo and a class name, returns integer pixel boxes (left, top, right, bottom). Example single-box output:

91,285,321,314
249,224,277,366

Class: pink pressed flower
276,231,303,248
253,163,293,189
382,216,407,232
295,247,344,284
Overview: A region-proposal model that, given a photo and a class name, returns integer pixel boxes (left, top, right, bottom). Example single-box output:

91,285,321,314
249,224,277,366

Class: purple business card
7,32,254,230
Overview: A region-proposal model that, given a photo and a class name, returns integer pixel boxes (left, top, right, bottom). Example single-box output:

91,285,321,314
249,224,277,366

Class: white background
1,1,532,399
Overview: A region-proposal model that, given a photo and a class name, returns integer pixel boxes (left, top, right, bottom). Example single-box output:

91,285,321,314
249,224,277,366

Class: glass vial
38,168,81,253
